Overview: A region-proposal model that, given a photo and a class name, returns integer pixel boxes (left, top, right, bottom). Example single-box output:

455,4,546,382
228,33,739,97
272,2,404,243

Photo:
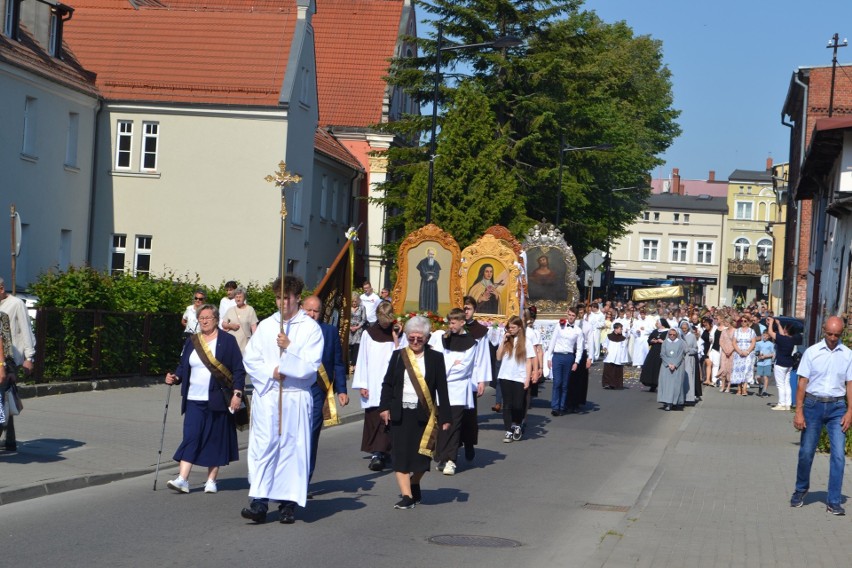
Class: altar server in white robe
351,301,401,471
429,309,481,475
631,309,654,367
240,276,323,525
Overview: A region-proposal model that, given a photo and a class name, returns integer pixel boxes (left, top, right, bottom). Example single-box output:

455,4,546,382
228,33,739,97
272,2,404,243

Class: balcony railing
727,258,766,276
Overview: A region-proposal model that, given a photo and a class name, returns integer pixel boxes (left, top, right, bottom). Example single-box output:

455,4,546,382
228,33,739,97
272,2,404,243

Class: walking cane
153,383,172,491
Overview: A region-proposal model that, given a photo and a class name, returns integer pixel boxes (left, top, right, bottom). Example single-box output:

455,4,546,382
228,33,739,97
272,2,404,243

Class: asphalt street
0,367,846,567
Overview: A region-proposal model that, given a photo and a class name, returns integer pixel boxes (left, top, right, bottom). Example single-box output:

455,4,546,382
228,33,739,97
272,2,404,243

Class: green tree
401,81,525,247
377,0,679,258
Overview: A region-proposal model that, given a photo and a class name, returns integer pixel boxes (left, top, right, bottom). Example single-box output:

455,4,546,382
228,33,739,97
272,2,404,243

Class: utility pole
827,33,847,118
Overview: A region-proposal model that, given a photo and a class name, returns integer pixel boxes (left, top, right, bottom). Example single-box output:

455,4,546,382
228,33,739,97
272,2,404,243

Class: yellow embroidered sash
317,364,340,427
400,348,438,458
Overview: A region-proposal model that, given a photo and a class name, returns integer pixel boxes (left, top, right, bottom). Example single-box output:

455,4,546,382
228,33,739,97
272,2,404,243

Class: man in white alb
240,276,323,525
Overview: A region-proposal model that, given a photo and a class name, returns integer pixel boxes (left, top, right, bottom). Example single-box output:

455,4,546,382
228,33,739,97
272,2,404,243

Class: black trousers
500,379,526,430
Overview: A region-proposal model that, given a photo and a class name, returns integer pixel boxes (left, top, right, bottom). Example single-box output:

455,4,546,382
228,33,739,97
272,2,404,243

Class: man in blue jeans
791,316,852,515
546,308,584,416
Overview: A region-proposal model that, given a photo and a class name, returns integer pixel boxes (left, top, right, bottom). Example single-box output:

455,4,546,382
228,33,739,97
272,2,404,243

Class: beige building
721,166,784,308
0,0,99,289
609,193,727,306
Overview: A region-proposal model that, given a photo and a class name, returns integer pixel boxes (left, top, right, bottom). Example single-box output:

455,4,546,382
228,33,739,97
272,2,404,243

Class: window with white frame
673,213,680,223
22,96,37,156
756,238,772,261
290,181,303,226
735,201,753,220
141,122,159,171
48,12,58,56
642,211,650,221
320,175,329,220
134,235,152,276
65,112,79,167
4,0,16,37
671,240,688,263
696,242,713,264
734,237,750,260
642,239,659,261
653,211,660,222
332,180,339,222
115,120,133,169
110,234,127,275
683,213,690,224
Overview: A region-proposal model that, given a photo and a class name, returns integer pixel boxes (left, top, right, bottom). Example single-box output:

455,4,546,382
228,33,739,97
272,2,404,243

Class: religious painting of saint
392,224,463,316
526,246,568,303
466,259,510,315
416,247,441,311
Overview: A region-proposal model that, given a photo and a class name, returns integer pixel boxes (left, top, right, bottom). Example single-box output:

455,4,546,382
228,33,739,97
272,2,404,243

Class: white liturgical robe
243,309,322,506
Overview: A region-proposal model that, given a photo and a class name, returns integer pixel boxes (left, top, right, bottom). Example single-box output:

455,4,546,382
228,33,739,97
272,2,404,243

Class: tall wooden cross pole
264,161,302,435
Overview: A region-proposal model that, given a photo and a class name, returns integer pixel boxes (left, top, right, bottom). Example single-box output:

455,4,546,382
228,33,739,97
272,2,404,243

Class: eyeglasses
194,297,205,301
407,336,425,344
198,316,216,321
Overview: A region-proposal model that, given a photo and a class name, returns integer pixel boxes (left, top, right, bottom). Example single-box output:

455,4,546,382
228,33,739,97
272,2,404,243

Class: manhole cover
584,503,631,513
428,535,522,548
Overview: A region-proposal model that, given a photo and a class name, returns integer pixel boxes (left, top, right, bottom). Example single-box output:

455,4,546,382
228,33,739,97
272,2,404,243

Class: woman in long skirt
657,328,687,411
640,319,668,392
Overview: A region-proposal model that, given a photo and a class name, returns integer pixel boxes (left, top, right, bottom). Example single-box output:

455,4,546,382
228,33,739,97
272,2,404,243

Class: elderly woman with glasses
165,304,246,494
379,316,451,510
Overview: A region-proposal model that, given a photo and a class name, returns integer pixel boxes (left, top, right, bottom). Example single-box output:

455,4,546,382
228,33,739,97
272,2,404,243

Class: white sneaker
443,461,456,476
167,477,189,493
771,404,787,410
204,479,218,494
512,425,522,441
503,431,513,443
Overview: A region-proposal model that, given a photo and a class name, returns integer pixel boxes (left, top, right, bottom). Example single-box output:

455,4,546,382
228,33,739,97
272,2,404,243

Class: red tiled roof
0,25,98,98
64,0,297,105
313,0,405,127
315,128,364,171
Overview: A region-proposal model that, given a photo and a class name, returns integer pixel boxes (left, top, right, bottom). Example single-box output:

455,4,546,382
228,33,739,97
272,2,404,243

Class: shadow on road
0,438,84,464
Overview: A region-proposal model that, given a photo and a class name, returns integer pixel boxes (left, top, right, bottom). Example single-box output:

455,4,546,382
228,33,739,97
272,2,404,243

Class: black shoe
394,495,416,509
241,502,268,523
464,444,475,461
551,410,561,417
279,502,296,524
826,503,846,516
369,455,385,471
411,484,422,504
306,490,316,500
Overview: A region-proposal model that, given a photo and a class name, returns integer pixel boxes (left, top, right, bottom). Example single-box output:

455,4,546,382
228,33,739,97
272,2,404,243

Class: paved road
0,368,846,566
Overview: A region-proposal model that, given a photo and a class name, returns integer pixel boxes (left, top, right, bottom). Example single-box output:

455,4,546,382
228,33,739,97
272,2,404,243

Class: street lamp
555,135,613,226
424,25,523,224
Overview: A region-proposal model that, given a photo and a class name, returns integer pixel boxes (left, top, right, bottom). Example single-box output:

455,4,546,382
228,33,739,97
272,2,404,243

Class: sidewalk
590,384,852,567
0,379,364,505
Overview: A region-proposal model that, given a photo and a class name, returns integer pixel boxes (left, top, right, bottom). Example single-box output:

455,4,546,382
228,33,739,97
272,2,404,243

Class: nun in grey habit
657,328,687,411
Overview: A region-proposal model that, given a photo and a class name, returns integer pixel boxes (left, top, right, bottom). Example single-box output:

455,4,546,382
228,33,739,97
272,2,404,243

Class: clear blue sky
588,0,852,181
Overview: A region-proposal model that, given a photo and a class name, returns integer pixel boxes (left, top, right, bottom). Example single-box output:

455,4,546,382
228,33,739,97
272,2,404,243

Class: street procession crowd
161,273,846,523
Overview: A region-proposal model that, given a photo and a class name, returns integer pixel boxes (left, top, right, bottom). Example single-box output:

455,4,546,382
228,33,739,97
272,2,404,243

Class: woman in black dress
379,316,451,510
640,319,669,392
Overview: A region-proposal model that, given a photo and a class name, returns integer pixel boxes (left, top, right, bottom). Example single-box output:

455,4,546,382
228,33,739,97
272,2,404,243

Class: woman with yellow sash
165,304,245,494
379,316,451,510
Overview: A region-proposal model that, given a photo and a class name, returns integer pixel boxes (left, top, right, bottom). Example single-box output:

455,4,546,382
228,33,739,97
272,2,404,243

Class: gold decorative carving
484,225,523,257
459,234,521,323
368,154,388,174
392,224,463,316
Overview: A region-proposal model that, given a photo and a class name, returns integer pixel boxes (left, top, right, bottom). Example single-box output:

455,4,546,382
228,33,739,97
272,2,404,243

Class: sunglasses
407,336,426,344
194,297,205,301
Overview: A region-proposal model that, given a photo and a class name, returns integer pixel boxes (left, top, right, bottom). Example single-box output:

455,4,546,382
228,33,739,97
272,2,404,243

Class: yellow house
722,166,786,309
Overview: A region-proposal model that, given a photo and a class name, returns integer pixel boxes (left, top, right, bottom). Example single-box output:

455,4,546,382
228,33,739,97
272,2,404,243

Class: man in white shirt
546,308,583,416
218,281,238,330
0,277,35,452
790,316,852,515
586,303,605,361
359,281,380,327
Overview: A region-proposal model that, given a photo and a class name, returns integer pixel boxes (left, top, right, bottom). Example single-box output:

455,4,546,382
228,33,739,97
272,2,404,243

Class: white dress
243,310,323,506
